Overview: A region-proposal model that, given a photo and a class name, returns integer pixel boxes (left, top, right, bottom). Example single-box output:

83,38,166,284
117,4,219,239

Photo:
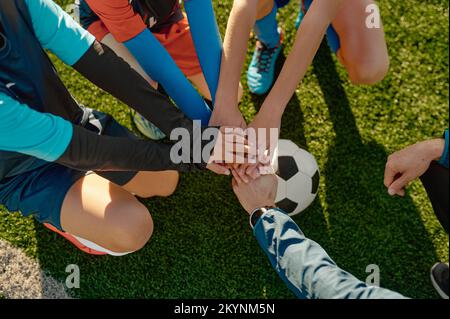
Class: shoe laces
254,42,279,74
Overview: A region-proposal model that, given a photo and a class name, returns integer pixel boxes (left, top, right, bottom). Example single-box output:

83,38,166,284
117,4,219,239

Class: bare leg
332,0,389,84
256,0,275,20
122,170,180,199
60,174,154,254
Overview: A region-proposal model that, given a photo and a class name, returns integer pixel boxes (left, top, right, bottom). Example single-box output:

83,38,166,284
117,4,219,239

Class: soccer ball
272,139,320,216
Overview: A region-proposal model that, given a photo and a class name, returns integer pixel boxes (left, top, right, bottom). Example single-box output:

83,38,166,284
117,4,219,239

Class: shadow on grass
312,42,439,298
29,42,439,299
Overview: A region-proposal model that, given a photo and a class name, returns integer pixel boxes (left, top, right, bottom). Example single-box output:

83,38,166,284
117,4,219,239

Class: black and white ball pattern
272,139,320,216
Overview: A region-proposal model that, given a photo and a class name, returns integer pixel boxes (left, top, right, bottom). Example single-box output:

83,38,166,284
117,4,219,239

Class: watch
249,206,275,229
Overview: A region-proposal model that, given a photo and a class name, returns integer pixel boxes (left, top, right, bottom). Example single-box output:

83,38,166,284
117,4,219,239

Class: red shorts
88,13,202,77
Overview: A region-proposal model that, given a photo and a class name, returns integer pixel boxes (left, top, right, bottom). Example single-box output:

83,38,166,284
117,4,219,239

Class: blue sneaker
133,112,166,140
247,32,283,95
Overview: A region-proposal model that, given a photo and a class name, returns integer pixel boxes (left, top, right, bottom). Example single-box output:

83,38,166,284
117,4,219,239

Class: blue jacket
0,0,95,179
253,208,407,299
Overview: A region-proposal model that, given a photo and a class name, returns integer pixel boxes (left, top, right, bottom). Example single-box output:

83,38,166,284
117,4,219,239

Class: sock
73,235,132,257
254,4,280,48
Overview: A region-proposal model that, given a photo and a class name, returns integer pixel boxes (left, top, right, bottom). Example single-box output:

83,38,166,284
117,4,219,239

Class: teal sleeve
0,93,73,162
25,0,95,66
439,129,449,169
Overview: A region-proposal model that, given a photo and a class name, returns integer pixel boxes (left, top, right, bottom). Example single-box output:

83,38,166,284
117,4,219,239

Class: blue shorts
0,109,138,231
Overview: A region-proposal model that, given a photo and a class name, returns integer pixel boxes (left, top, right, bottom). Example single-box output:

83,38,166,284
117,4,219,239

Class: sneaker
247,31,283,95
133,112,166,140
43,223,107,256
431,263,449,299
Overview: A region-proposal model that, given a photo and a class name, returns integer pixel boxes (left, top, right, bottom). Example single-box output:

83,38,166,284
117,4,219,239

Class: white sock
73,235,132,257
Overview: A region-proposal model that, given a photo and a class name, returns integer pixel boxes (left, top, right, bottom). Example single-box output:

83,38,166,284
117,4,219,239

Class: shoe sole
43,223,107,256
430,263,449,299
132,113,166,140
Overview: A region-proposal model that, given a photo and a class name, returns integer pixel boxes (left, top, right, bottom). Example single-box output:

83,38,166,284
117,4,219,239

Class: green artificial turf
0,0,448,299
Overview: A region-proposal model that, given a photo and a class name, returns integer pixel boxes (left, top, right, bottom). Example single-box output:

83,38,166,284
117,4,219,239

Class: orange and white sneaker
43,223,107,256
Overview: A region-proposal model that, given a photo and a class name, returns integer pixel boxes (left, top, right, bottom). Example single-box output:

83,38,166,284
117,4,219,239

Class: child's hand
209,105,247,129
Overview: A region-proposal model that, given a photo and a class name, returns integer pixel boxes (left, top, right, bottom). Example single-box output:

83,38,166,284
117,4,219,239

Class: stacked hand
209,106,280,183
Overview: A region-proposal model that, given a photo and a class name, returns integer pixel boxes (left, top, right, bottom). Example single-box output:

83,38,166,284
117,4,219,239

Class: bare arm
210,0,259,126
259,0,343,118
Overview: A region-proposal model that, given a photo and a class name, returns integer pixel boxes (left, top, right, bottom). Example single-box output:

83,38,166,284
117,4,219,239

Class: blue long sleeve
0,93,72,161
439,129,449,169
124,29,211,125
253,209,407,299
184,0,222,103
25,0,95,66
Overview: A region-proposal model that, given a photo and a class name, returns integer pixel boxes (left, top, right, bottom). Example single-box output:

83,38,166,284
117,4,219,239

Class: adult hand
232,174,278,214
384,138,445,196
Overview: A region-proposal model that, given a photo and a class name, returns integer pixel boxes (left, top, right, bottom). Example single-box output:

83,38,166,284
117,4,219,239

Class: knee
107,201,154,253
348,57,390,85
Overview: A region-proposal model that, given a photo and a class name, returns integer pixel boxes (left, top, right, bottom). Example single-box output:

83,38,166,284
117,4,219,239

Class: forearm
253,209,407,299
0,92,208,172
124,29,211,124
56,125,209,173
215,1,258,110
73,42,195,136
185,0,222,102
260,0,341,117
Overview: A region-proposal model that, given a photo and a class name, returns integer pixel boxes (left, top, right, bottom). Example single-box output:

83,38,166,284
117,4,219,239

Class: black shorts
0,109,138,231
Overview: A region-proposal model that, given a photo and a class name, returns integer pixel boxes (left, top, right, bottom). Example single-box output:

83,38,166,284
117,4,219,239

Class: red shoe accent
43,223,107,256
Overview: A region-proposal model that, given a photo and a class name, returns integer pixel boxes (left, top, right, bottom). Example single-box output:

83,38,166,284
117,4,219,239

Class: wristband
249,206,276,229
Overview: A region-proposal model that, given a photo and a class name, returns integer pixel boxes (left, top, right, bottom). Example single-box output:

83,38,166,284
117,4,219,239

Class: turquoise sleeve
25,0,95,66
439,129,449,169
0,93,73,162
124,29,212,124
184,0,222,103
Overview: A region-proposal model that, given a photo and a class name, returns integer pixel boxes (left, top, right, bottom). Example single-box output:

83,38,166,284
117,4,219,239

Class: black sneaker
431,263,449,299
